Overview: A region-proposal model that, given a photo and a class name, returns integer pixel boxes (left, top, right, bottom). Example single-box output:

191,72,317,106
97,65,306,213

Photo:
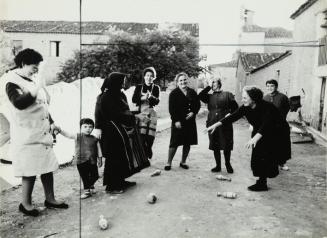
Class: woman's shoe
123,181,136,189
247,183,268,192
19,203,39,217
179,163,189,169
211,166,221,173
164,165,171,171
106,189,124,194
225,163,234,174
44,200,69,209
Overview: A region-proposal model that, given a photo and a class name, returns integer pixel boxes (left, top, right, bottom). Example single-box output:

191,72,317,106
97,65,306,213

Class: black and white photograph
0,0,326,237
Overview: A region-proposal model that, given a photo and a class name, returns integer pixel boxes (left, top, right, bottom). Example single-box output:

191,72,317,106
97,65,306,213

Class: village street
0,115,326,238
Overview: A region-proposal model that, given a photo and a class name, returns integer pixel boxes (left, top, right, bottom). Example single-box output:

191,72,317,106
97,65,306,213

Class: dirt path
1,117,326,238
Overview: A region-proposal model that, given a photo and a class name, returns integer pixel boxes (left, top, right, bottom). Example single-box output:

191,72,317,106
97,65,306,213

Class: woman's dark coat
168,87,200,147
199,86,238,151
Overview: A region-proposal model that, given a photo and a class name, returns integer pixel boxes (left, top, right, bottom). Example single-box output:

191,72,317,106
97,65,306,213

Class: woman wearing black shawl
94,72,149,194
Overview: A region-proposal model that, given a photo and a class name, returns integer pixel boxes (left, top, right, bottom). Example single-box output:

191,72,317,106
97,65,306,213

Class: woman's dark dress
168,87,200,147
220,100,286,178
199,86,238,150
95,83,149,190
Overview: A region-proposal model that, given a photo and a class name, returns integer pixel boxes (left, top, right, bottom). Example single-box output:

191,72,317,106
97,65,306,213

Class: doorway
318,77,326,132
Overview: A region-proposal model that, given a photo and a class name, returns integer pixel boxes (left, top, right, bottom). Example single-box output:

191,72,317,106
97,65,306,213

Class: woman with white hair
164,72,200,171
199,77,238,173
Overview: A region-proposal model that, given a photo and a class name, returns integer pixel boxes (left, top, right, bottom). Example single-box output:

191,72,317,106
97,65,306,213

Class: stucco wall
210,66,237,95
4,32,104,84
247,54,293,96
238,32,265,53
264,38,293,53
235,62,248,104
291,0,327,133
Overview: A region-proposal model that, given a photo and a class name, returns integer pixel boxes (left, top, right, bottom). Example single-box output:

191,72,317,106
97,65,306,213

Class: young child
58,118,103,199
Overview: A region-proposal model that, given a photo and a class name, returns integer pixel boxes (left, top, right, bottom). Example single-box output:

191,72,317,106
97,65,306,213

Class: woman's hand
175,121,182,129
185,112,194,120
245,133,262,149
93,129,102,139
245,138,257,149
50,124,61,135
205,121,222,134
141,93,149,101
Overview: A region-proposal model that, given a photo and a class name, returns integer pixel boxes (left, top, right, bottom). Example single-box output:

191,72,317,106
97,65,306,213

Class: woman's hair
14,48,43,68
243,86,263,102
174,72,188,83
211,77,222,88
143,67,156,79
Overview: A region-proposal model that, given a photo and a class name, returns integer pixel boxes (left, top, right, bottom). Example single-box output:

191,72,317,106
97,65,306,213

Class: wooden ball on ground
147,193,157,204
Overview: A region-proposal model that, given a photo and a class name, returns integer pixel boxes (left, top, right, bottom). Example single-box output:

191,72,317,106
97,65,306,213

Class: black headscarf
101,72,127,93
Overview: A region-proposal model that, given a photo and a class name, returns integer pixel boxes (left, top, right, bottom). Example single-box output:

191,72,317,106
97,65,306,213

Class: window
12,40,23,55
50,41,60,57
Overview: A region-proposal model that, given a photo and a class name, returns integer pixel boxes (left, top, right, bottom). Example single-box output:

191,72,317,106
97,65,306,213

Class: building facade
234,51,292,103
0,20,199,84
290,0,327,138
208,60,237,95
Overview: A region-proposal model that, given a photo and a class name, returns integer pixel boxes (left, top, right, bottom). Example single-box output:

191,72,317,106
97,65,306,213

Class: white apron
137,85,158,137
0,71,58,177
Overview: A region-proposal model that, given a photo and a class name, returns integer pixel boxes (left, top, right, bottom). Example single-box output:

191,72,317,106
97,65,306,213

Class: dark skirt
169,118,198,147
208,125,233,151
102,121,149,188
250,136,279,178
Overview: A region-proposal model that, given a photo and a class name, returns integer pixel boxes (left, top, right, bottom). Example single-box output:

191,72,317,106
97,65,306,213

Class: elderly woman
94,72,149,194
164,72,200,171
206,86,284,191
199,78,238,173
0,48,68,216
132,67,160,159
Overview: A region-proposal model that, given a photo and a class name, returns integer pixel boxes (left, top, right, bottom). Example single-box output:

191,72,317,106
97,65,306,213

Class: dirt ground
0,117,326,238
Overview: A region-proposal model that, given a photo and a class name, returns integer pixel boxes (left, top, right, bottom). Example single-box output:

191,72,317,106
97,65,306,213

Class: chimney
240,7,255,26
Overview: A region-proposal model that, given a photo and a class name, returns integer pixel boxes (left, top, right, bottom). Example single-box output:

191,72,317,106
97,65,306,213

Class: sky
0,0,307,64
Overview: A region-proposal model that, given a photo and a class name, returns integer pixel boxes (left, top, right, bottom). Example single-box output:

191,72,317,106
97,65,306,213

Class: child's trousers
77,160,99,190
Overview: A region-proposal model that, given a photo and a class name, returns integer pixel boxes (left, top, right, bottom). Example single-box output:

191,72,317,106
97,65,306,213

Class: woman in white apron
132,67,160,159
0,49,68,216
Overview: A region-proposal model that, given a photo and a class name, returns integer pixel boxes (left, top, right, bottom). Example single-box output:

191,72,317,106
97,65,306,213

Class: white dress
0,71,58,177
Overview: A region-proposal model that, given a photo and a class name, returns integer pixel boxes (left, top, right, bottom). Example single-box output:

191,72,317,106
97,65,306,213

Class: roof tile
242,24,292,38
0,20,199,37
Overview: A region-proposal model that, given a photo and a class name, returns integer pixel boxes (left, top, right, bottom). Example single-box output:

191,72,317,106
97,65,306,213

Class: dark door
318,77,326,132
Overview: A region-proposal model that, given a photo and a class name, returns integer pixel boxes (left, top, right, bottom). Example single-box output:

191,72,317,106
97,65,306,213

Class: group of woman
162,74,290,192
2,48,291,217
